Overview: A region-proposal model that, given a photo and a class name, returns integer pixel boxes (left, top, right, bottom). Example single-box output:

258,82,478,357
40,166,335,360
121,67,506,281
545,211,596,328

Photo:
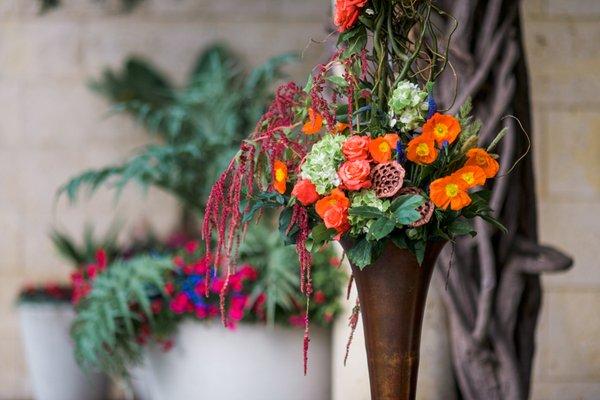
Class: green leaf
326,76,348,88
390,194,424,212
310,223,337,244
278,207,298,245
303,74,313,93
342,27,367,59
413,240,426,266
448,219,476,237
368,217,396,241
337,25,364,44
481,214,508,234
346,239,373,270
391,195,425,225
349,206,386,219
390,233,408,249
470,189,492,204
394,209,422,225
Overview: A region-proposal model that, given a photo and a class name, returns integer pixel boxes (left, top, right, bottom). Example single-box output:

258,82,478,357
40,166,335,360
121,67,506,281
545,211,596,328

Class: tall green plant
60,45,295,216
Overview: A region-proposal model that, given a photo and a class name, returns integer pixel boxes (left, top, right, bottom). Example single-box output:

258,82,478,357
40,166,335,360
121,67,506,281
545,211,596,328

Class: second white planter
145,321,332,400
18,303,108,400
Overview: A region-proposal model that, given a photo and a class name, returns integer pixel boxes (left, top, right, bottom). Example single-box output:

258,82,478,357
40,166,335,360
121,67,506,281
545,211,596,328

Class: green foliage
346,238,372,269
238,220,345,326
346,194,426,267
71,256,173,377
60,45,295,213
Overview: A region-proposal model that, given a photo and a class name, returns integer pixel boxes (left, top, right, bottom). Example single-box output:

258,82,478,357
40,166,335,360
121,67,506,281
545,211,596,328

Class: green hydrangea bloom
388,80,429,132
301,134,346,195
348,190,391,235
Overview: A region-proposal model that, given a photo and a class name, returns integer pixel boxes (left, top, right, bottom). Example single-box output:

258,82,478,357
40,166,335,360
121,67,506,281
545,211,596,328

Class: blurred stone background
0,0,598,398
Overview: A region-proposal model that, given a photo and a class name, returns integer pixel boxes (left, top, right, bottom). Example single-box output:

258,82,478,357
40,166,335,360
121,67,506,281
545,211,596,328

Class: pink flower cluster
166,245,258,330
70,249,108,305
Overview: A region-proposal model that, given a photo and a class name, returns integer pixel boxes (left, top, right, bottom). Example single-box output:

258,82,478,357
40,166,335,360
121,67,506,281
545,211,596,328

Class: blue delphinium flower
396,140,406,164
426,92,437,119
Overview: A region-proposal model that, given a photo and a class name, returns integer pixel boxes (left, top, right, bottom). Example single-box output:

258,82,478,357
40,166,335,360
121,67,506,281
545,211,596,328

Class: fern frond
71,256,174,377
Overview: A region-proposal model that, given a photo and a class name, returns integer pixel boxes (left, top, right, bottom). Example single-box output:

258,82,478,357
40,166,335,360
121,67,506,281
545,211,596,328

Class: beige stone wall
522,1,600,398
0,1,328,398
0,0,598,398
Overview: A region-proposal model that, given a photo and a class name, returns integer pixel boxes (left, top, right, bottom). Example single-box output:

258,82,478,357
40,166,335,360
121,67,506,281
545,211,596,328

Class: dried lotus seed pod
371,161,405,198
397,187,434,227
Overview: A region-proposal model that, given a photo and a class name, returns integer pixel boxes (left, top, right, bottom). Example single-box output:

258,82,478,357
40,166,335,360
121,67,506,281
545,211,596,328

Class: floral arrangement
70,236,345,376
148,238,344,334
202,0,507,370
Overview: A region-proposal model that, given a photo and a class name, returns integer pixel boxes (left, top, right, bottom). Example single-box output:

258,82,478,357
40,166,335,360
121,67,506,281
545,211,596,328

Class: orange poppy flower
452,165,486,189
465,148,499,178
423,113,461,145
272,160,288,194
429,176,471,211
406,134,438,165
334,122,350,134
369,133,399,163
302,108,323,135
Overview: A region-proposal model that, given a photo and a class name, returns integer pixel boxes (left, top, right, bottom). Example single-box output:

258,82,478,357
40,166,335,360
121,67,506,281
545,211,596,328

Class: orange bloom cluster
285,132,402,235
337,133,399,192
407,113,461,165
429,148,499,211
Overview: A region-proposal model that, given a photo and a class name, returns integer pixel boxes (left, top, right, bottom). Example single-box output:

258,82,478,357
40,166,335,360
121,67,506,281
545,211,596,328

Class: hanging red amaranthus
202,82,309,324
202,50,366,372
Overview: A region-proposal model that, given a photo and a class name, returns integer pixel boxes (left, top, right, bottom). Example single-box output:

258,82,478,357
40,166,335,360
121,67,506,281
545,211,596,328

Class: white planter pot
145,321,332,400
18,303,108,400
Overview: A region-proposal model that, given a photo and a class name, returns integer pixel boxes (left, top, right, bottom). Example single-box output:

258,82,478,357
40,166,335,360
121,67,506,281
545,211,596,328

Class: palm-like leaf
60,44,295,215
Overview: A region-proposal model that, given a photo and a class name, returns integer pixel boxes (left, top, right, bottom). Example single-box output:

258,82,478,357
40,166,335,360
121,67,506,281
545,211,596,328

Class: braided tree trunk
432,1,572,399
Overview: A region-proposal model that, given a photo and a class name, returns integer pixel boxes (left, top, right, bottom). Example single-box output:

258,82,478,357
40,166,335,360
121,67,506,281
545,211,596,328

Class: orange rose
338,160,371,191
334,0,368,32
272,160,287,194
291,179,320,206
315,189,349,217
465,148,499,178
315,189,350,234
452,165,486,188
302,108,323,135
406,134,438,164
322,205,350,233
423,113,461,145
369,133,399,163
342,135,370,161
429,176,471,211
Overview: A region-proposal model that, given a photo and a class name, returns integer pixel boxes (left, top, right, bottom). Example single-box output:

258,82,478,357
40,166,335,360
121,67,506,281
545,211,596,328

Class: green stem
396,4,431,84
